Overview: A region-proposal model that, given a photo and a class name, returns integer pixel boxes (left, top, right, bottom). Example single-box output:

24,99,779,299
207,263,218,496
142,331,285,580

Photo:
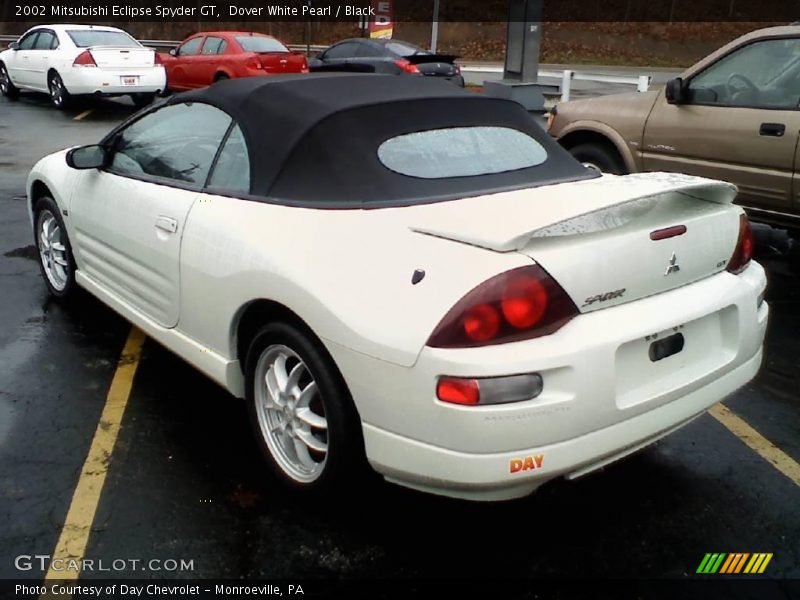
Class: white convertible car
0,24,165,109
27,74,768,500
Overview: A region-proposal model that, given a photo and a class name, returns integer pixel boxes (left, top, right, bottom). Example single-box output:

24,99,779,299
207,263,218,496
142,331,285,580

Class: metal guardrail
463,64,651,101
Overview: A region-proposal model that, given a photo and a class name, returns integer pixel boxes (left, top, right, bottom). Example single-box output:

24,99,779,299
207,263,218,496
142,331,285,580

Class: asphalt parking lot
0,90,798,594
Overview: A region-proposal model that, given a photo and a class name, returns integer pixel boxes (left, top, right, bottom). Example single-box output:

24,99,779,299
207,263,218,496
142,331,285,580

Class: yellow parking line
42,327,145,583
73,109,93,121
710,403,800,488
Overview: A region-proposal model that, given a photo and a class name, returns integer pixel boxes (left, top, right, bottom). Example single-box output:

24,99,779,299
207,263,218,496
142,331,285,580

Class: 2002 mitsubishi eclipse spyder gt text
26,74,768,501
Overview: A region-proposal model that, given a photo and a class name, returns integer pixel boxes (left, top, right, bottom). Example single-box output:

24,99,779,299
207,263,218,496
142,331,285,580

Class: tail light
726,214,754,274
246,57,263,70
453,64,461,74
437,374,543,406
301,59,309,74
394,59,420,74
427,265,578,348
73,50,97,67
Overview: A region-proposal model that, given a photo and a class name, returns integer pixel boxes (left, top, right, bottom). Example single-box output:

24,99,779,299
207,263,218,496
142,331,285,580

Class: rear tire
34,196,76,299
131,93,156,108
48,72,71,109
245,321,367,494
0,63,20,99
569,142,627,175
214,73,229,82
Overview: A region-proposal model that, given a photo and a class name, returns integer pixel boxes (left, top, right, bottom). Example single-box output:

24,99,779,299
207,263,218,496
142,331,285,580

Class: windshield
67,30,140,48
378,126,548,179
236,36,289,53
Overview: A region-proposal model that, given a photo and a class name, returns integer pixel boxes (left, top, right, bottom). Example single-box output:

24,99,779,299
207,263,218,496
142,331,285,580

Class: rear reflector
650,225,687,241
437,374,544,406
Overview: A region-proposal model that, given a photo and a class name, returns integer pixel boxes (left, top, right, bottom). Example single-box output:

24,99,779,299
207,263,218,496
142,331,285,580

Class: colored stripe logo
696,553,773,574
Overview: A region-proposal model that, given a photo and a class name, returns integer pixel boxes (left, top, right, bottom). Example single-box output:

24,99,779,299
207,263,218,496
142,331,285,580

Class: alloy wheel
254,344,328,483
37,210,69,291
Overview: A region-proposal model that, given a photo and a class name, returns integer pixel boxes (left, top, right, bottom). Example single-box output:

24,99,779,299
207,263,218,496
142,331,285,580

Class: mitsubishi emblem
664,252,680,276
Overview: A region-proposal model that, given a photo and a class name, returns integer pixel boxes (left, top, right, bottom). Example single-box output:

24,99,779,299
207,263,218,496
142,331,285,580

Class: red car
160,31,308,91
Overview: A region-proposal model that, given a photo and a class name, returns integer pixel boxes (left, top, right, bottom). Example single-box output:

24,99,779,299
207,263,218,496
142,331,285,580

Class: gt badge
510,454,544,473
665,252,680,276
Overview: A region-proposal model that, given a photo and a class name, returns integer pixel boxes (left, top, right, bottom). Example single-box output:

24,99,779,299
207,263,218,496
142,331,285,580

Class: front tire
34,196,76,298
48,72,71,109
569,142,627,175
0,63,20,99
245,321,366,493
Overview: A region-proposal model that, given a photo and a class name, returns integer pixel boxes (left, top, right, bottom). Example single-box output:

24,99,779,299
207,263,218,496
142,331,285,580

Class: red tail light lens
73,50,97,67
436,377,480,405
726,214,754,274
427,265,578,348
394,59,420,74
246,57,263,70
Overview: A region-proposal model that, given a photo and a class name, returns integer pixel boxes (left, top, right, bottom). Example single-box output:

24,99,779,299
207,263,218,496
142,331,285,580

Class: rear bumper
364,346,762,501
329,262,768,501
62,66,166,95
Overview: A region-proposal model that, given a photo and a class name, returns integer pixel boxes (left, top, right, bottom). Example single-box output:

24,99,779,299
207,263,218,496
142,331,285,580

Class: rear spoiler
410,172,738,252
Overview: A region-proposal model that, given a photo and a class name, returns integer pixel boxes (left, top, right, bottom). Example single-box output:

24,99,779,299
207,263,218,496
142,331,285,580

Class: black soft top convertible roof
169,73,596,207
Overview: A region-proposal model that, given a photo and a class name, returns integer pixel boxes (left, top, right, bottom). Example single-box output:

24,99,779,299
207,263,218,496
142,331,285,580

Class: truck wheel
569,143,627,175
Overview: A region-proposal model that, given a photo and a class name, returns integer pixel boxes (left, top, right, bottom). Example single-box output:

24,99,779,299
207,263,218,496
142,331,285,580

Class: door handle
155,216,178,233
759,122,785,137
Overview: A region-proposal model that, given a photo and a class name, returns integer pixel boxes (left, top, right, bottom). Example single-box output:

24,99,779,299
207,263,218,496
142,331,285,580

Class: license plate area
121,76,139,86
614,307,738,409
649,332,685,362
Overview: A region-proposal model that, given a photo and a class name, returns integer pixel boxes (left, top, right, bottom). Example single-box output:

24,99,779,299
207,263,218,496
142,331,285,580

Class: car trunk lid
408,173,741,312
89,46,155,69
256,51,307,73
406,53,459,76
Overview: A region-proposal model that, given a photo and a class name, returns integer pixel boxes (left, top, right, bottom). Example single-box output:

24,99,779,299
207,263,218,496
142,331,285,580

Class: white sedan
26,74,768,501
0,24,166,109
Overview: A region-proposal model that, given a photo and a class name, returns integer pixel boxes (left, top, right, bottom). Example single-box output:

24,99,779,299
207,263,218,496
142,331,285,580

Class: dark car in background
159,31,308,92
310,38,464,86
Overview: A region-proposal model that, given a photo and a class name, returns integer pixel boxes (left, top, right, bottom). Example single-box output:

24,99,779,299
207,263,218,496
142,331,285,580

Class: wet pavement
0,91,798,593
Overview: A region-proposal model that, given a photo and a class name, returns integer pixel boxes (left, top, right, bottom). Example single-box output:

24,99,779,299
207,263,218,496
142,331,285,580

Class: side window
217,40,228,54
178,37,203,56
202,37,224,55
207,125,250,193
109,103,232,185
687,38,800,109
357,43,384,58
323,42,359,59
33,31,54,50
18,32,39,50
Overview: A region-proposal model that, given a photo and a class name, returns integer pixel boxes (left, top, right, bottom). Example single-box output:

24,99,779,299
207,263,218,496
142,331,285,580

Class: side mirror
665,77,686,104
66,145,108,170
169,48,177,56
8,42,18,50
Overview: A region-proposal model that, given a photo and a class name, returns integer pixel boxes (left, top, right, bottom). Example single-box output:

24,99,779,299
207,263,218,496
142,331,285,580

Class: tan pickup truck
548,25,800,236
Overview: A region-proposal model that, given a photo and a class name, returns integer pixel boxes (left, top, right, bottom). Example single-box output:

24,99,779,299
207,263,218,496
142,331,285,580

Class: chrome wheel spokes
37,211,69,291
254,344,328,482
